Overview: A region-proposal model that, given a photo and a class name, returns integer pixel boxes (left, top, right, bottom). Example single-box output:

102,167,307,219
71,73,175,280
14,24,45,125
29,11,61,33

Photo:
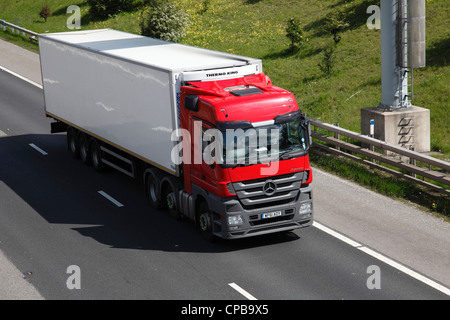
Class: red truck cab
179,72,313,239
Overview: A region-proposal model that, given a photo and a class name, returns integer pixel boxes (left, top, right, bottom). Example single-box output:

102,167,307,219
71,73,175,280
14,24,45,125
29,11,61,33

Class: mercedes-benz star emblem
263,181,277,196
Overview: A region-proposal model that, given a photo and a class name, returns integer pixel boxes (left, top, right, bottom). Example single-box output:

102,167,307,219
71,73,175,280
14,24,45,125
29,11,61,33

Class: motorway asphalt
0,39,449,301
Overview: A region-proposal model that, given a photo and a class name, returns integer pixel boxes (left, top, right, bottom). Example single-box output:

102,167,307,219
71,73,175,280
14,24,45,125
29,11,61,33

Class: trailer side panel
39,37,177,174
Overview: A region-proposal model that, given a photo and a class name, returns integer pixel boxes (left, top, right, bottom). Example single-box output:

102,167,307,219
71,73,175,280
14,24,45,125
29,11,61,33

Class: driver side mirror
184,95,199,112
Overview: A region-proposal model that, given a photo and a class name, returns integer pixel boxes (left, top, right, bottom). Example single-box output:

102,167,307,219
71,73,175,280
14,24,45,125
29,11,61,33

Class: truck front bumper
209,186,313,239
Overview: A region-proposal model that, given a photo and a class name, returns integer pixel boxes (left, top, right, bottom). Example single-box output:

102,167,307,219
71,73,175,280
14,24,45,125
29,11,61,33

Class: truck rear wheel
67,128,79,158
146,170,162,209
164,184,181,220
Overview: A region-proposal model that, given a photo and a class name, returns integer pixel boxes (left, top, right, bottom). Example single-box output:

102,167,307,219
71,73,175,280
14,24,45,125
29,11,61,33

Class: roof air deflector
228,86,263,97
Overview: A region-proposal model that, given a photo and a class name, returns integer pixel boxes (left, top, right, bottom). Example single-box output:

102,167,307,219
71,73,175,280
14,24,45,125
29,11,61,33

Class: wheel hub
167,193,175,209
199,213,210,232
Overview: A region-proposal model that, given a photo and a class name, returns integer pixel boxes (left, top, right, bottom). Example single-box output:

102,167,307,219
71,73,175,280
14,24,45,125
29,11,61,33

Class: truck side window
202,125,216,164
201,125,224,165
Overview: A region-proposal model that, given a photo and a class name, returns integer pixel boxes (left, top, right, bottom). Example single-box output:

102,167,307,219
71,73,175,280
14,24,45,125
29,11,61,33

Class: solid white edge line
0,65,43,89
313,221,450,297
228,283,258,300
29,143,48,155
313,221,362,248
98,191,124,208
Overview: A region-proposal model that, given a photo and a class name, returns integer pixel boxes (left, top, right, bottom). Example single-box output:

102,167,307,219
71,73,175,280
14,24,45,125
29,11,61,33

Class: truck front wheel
198,202,215,241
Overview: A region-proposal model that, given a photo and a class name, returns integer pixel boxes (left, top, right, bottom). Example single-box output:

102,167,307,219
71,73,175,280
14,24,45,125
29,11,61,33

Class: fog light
299,202,312,215
228,215,243,225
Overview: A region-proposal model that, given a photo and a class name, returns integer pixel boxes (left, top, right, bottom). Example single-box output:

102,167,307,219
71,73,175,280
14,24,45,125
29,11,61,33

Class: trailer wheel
198,202,215,242
79,133,90,165
67,128,79,158
90,139,104,172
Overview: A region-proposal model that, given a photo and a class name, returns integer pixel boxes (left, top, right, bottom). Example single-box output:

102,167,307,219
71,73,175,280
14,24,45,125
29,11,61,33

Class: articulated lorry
38,29,313,239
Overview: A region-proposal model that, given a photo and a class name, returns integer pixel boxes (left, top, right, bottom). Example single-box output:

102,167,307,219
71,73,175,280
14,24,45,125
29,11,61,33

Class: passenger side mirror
307,118,312,147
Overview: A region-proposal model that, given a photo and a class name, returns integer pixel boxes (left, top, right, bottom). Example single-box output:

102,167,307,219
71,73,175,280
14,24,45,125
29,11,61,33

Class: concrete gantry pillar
361,0,429,152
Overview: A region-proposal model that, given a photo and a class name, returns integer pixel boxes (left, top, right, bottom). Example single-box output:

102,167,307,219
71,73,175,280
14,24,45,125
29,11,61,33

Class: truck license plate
262,211,282,219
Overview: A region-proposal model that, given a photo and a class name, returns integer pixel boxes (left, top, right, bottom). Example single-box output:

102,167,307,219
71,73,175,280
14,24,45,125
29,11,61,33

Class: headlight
228,215,243,225
299,202,312,215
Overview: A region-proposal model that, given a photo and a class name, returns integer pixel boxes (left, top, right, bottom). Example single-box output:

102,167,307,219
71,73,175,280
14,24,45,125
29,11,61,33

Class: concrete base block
361,106,430,152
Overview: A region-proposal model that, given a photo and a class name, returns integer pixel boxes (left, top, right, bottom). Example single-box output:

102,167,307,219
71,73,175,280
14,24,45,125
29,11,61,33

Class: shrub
39,5,52,22
199,0,212,14
140,1,191,42
87,0,133,19
286,17,305,49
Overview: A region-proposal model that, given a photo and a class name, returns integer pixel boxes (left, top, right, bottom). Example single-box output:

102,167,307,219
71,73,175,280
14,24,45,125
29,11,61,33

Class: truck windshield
221,117,309,167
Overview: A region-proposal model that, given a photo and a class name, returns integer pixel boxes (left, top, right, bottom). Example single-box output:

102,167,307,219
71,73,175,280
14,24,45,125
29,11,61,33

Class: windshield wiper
280,146,306,160
280,153,294,160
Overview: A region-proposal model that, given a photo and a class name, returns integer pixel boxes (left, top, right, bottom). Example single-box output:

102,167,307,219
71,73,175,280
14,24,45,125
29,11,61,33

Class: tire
90,139,104,172
146,170,162,209
67,128,79,158
79,133,90,165
164,183,181,220
198,202,215,242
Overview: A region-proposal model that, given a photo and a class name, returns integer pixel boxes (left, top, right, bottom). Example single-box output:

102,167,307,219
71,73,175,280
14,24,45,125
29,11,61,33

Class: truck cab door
190,120,220,194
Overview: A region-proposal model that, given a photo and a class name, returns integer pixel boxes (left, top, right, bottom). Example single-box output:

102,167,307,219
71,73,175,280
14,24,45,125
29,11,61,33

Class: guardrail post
333,123,340,151
409,146,417,178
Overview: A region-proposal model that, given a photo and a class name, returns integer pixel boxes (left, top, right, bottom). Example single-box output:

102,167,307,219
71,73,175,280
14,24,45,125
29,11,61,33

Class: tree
318,43,336,75
286,18,306,50
39,5,52,22
324,10,349,44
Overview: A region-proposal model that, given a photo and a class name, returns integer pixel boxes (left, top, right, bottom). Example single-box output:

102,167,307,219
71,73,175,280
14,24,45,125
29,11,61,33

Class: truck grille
232,172,303,210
